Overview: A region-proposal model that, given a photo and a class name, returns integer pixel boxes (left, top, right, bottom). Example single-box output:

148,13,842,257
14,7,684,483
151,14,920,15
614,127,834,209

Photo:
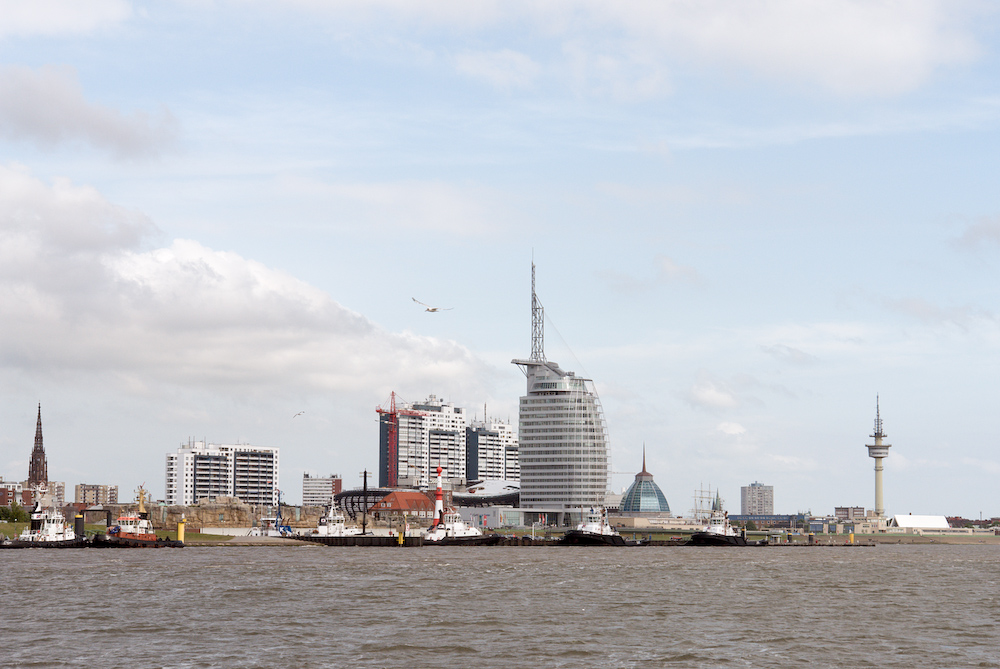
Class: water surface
3,545,998,668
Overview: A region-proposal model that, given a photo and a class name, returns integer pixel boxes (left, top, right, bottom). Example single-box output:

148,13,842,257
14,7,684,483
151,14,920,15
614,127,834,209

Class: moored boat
688,509,764,546
310,504,362,537
561,507,631,546
0,501,87,549
422,466,499,546
91,486,183,548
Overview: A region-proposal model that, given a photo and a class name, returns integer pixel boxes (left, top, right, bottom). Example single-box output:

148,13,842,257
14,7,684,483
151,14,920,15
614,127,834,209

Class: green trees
0,503,30,523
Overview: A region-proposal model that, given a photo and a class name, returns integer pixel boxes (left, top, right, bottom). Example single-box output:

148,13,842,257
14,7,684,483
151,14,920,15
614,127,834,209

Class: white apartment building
302,473,342,506
741,481,774,515
466,420,519,481
380,394,467,488
165,440,279,506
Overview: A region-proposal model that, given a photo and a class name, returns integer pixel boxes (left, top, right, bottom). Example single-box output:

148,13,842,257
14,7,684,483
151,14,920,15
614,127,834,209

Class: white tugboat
312,504,362,537
423,466,497,545
561,507,630,546
688,491,764,546
1,501,86,549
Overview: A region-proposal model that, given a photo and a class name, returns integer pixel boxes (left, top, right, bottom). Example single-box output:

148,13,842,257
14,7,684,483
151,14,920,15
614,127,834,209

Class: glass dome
619,451,670,514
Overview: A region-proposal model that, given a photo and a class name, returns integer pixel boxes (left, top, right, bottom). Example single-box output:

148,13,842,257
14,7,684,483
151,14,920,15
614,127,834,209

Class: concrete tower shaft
865,397,891,518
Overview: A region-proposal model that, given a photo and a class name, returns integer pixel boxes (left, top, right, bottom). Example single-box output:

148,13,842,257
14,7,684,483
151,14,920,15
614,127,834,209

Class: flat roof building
166,440,279,506
741,481,774,515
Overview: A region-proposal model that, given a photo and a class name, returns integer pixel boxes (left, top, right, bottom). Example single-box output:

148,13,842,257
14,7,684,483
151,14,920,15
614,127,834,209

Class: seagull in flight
412,298,453,313
293,411,305,418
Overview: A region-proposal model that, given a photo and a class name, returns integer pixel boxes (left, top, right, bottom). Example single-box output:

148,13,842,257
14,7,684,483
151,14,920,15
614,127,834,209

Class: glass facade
619,474,670,514
514,361,609,509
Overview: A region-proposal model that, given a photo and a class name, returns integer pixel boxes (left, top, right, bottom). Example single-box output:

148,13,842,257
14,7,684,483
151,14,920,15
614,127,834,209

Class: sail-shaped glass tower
512,264,609,510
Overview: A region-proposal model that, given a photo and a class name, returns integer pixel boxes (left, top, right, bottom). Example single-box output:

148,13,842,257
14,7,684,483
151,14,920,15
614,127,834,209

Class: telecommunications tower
865,397,891,519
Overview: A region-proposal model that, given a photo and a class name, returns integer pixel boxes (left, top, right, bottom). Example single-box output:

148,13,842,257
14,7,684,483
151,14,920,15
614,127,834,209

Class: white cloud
454,49,540,90
599,254,700,293
595,0,981,97
717,421,746,436
760,343,817,365
0,165,496,398
955,218,1000,249
285,0,985,98
687,376,738,409
0,0,130,38
278,177,503,236
0,66,177,159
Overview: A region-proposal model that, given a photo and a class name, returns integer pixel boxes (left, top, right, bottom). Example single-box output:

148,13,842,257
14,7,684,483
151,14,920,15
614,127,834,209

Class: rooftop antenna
530,260,545,362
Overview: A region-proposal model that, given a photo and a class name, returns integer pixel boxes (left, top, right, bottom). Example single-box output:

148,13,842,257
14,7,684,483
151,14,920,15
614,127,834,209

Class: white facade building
466,420,519,481
165,440,279,506
302,473,341,506
741,481,774,515
380,395,467,488
512,264,609,511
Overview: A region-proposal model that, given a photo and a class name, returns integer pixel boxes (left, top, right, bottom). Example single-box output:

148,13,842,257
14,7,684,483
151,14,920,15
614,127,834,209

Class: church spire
28,403,48,487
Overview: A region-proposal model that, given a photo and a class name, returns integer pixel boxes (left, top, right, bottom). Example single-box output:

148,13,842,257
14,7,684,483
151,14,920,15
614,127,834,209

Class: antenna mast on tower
530,262,544,362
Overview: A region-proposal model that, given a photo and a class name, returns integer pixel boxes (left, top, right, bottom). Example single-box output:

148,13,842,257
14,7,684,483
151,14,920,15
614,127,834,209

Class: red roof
370,490,434,513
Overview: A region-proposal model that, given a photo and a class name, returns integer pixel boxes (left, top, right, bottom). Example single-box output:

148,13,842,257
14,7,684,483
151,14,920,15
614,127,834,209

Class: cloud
600,255,700,293
955,218,1000,249
0,165,496,399
760,343,817,365
595,0,981,97
454,49,540,90
288,0,984,98
0,65,177,159
881,296,984,327
687,375,738,409
0,0,130,39
717,422,746,436
278,177,504,236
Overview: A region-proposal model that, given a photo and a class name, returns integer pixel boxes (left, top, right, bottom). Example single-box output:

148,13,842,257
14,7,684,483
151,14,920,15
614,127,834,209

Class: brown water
2,545,999,668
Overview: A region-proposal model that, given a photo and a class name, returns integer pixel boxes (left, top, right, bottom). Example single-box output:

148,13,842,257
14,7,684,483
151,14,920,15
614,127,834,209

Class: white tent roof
890,514,950,529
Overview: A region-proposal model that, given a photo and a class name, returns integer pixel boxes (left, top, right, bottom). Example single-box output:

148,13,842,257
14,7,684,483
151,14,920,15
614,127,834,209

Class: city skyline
2,2,1000,516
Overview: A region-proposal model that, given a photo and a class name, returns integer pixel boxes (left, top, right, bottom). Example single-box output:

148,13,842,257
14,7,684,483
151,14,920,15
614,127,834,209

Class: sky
2,0,1000,516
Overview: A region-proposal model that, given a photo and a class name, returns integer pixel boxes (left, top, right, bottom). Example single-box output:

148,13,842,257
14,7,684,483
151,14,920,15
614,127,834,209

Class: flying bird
293,411,305,418
412,297,453,313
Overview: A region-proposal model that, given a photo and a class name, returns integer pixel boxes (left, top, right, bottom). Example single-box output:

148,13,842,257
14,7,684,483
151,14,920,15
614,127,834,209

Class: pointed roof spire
28,403,48,487
641,443,648,474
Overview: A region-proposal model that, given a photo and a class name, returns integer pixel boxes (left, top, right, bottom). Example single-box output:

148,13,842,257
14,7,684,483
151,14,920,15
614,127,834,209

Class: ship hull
424,534,503,546
0,537,88,549
688,532,765,546
560,529,631,546
91,535,184,548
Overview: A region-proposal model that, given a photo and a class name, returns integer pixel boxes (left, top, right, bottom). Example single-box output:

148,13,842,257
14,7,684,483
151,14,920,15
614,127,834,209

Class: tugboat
0,500,87,548
312,504,362,537
561,507,631,546
422,466,498,545
91,486,183,548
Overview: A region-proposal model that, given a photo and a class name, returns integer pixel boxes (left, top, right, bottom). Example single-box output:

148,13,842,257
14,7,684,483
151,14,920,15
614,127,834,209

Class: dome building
619,449,670,515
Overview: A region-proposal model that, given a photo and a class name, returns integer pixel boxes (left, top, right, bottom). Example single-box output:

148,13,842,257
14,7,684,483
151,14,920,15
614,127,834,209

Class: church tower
27,403,48,487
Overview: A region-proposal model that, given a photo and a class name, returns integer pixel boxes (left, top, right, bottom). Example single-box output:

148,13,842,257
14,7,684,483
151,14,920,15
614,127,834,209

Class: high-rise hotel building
512,264,609,510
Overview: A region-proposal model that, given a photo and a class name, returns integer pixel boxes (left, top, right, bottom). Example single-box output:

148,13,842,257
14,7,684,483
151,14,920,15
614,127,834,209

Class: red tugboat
91,486,183,548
